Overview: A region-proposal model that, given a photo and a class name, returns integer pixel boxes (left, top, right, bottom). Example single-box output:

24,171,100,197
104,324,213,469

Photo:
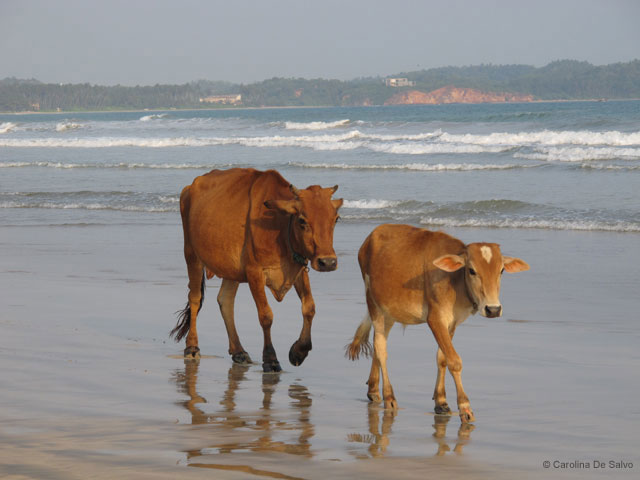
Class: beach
1,220,638,479
1,102,639,478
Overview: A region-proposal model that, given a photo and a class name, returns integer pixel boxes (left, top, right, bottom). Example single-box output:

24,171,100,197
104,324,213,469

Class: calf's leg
433,347,452,414
427,309,474,423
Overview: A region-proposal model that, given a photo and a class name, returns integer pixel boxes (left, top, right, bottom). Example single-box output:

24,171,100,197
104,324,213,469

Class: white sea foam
288,161,535,171
139,113,168,121
0,122,17,134
285,119,350,130
580,163,640,171
514,146,640,162
0,161,233,169
343,199,402,209
419,217,640,232
367,143,510,155
0,201,176,213
440,130,640,147
56,122,83,132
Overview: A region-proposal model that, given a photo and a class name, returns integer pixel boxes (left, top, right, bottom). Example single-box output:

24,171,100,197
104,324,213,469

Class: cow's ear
433,254,466,272
264,199,299,215
332,198,344,210
503,256,530,273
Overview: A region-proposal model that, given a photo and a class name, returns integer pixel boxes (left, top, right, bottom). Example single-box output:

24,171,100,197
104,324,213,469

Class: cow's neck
287,215,309,268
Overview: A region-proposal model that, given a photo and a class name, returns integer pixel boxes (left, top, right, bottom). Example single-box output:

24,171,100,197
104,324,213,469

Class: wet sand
1,222,638,479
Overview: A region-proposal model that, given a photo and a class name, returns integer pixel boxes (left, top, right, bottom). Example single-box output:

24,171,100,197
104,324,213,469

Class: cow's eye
469,268,477,276
335,215,341,223
298,217,308,228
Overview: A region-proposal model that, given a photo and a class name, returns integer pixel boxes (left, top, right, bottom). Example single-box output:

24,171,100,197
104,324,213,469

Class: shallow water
1,221,638,479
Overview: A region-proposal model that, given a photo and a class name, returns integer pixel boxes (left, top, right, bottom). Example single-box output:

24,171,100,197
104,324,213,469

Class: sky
1,0,639,86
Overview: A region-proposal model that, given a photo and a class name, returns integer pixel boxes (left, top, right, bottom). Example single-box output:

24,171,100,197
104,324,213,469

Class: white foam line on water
343,199,403,209
0,201,177,213
288,162,538,171
419,217,640,232
0,161,237,169
285,119,350,130
439,130,640,146
515,146,640,162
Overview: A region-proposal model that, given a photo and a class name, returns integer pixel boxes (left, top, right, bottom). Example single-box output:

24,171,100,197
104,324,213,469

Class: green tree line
1,60,639,112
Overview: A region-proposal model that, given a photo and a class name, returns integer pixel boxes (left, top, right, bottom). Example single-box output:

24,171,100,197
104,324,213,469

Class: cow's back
181,168,264,281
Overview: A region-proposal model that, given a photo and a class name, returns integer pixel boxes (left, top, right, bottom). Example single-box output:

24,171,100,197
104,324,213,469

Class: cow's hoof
367,392,381,403
288,341,311,366
231,352,252,365
435,403,452,415
459,407,475,424
262,361,282,373
184,346,200,360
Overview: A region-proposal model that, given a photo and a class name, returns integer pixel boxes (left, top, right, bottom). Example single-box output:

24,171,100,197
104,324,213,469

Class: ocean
1,101,639,231
1,102,639,479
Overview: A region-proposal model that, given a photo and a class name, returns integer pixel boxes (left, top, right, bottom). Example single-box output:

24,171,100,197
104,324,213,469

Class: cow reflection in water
173,361,314,459
347,406,474,458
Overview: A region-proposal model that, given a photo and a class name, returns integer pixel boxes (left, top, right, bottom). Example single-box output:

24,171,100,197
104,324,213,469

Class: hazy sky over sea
1,0,638,85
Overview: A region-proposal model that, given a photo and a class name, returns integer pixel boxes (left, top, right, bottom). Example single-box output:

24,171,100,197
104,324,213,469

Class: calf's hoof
231,351,252,365
459,406,475,424
434,403,452,415
184,346,200,360
367,392,381,403
288,341,311,367
384,398,398,410
262,361,282,373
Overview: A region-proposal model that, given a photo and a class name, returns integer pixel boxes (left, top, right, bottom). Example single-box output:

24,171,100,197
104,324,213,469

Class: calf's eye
469,268,477,276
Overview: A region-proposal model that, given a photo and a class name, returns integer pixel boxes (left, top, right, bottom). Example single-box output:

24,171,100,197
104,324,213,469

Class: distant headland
1,60,639,112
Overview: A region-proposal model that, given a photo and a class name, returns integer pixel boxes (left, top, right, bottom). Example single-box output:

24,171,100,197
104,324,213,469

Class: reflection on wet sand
173,360,314,471
348,405,474,458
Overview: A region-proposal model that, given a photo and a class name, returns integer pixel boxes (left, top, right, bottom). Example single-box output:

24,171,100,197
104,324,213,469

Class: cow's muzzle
316,256,338,272
484,305,502,318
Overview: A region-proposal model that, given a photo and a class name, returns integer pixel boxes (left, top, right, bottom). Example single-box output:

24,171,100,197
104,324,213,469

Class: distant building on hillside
199,94,242,105
384,78,415,87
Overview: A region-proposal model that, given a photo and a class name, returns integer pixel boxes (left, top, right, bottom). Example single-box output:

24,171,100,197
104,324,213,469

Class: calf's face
433,243,529,317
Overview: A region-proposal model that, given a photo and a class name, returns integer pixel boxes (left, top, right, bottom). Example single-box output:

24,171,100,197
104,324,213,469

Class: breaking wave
56,122,83,132
439,129,640,146
0,122,17,134
0,161,238,169
285,119,350,130
514,146,640,162
139,113,168,121
288,161,537,171
419,217,640,233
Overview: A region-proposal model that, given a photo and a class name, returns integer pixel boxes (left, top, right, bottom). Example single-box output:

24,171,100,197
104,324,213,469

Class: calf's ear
433,254,466,272
503,256,530,273
264,199,299,215
332,198,344,210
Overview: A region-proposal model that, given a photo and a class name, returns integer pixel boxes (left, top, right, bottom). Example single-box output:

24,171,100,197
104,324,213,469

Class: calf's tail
170,271,205,342
345,314,373,360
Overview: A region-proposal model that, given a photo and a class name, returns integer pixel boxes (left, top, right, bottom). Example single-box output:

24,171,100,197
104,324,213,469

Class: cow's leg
427,309,474,423
247,268,281,373
217,279,252,365
289,270,315,366
433,348,452,414
183,247,204,359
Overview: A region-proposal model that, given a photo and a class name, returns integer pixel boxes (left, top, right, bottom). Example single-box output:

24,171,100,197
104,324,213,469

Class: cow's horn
289,184,301,198
330,185,339,194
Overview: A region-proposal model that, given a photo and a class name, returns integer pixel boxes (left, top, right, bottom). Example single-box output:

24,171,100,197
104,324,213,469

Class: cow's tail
170,271,205,342
345,314,373,360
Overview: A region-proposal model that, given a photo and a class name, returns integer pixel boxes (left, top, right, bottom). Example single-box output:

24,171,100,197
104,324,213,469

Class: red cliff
384,85,533,105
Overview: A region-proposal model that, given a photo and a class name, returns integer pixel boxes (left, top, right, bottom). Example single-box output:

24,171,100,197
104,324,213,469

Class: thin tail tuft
345,314,373,360
170,271,205,342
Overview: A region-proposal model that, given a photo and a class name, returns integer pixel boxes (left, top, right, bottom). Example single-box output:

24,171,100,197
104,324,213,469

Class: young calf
347,224,529,423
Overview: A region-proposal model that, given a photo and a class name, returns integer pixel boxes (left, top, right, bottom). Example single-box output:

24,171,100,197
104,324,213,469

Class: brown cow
171,168,343,372
347,224,529,422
